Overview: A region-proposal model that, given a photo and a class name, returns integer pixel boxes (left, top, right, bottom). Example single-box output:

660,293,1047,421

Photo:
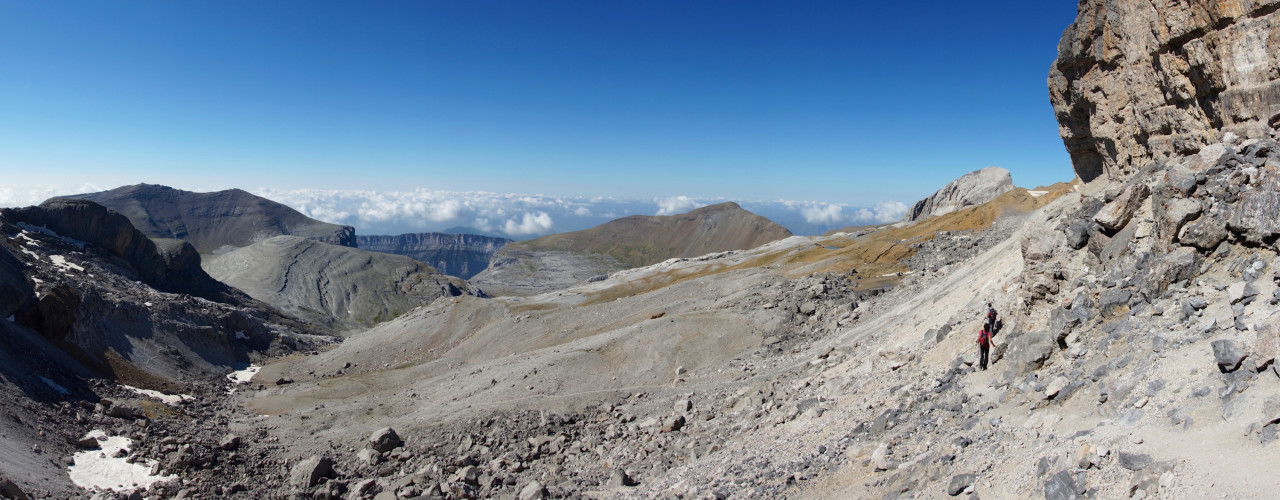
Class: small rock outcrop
1049,0,1280,183
905,167,1015,222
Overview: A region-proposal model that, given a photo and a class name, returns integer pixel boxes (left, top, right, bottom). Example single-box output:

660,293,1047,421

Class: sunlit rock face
1050,0,1280,183
904,167,1014,222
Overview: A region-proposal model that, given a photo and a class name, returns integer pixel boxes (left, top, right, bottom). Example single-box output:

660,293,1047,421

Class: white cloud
654,196,703,216
853,200,908,224
800,203,844,225
502,212,553,236
0,184,106,208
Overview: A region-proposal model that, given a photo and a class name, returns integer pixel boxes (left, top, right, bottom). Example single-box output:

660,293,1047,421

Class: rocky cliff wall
1050,0,1280,183
1,199,236,303
356,233,511,279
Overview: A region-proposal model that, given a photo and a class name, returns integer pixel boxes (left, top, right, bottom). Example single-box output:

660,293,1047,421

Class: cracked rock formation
1050,0,1280,183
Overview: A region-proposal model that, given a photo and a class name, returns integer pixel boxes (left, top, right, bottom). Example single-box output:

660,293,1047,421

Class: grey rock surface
0,244,32,318
906,167,1015,222
1212,340,1247,372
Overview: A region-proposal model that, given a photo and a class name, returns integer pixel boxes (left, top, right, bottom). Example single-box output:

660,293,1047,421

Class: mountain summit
905,166,1014,222
71,184,356,253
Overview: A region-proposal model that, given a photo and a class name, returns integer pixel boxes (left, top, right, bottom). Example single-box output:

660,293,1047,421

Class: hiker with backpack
976,325,991,370
986,303,998,334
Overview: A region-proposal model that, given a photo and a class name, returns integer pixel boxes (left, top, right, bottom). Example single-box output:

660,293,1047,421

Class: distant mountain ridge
472,202,792,295
71,184,356,253
505,201,791,267
356,233,511,279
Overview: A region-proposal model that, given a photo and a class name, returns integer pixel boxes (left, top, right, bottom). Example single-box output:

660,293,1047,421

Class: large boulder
367,427,403,453
289,456,334,489
1093,183,1150,231
1050,0,1280,183
905,167,1015,222
1178,210,1230,251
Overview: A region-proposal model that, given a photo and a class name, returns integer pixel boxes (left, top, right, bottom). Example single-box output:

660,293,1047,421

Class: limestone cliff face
905,167,1015,222
356,233,511,279
1050,0,1280,183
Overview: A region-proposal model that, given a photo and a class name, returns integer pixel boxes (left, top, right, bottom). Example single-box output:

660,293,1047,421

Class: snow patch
68,430,177,493
1028,190,1048,197
16,232,40,246
122,385,192,405
17,223,88,248
49,254,85,272
40,376,70,395
144,302,153,307
227,365,260,385
235,330,249,340
20,248,39,260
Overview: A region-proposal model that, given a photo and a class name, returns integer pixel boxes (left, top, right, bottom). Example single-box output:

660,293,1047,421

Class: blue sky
0,1,1080,236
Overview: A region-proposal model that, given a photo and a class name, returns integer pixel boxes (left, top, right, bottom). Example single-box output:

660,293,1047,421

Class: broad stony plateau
1,1,1280,499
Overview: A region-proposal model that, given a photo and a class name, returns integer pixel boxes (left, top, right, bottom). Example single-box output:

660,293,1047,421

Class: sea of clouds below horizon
0,186,908,239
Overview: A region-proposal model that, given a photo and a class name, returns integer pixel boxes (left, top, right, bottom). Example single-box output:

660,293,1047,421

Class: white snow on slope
122,385,193,405
17,223,87,248
227,365,260,384
68,430,176,493
40,376,70,395
49,254,84,272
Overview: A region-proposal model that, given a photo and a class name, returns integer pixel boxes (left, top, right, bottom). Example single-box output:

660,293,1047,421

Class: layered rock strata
204,236,482,333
